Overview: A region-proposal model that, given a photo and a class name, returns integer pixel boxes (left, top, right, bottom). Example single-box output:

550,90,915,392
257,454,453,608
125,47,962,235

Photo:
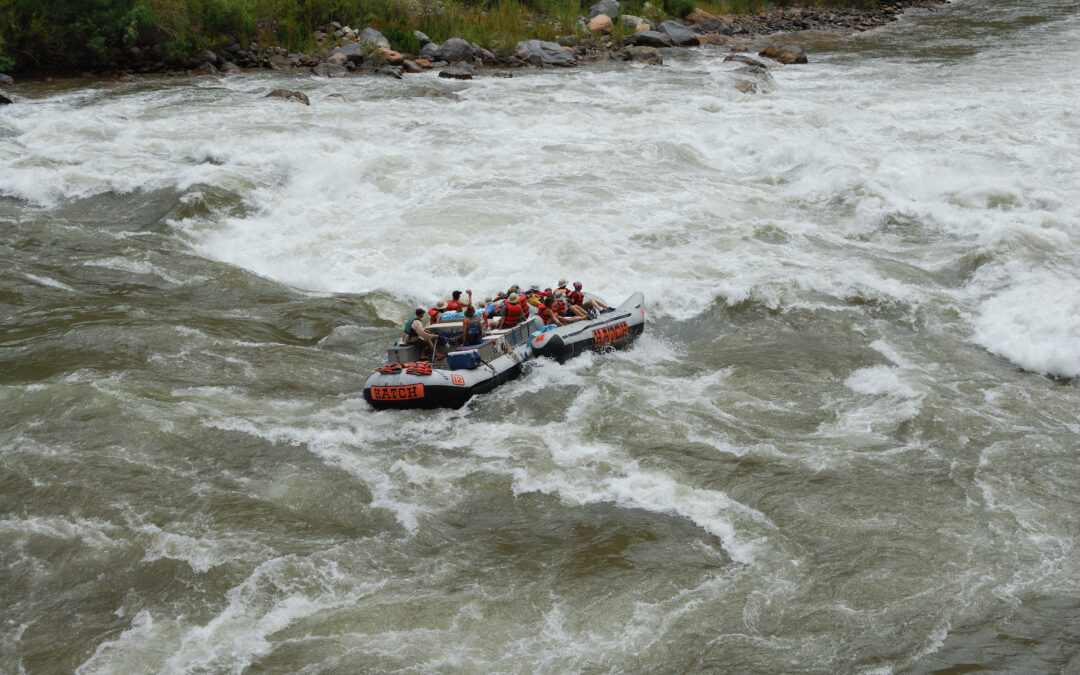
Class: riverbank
0,0,948,89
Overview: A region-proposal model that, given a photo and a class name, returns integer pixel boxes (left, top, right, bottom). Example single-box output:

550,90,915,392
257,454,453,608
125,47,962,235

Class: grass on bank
0,0,879,74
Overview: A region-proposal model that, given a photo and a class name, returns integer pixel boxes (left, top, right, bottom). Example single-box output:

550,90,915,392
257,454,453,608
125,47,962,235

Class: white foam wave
972,271,1080,378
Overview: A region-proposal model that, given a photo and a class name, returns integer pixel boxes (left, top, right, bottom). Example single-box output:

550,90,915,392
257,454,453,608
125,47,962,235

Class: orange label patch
592,321,629,347
451,374,465,386
371,384,425,401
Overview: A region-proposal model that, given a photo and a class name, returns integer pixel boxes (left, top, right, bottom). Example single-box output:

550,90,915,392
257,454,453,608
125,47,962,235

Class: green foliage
663,0,695,19
382,26,420,54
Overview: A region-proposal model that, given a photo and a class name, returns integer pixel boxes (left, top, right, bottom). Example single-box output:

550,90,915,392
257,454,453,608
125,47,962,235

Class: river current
2,0,1079,672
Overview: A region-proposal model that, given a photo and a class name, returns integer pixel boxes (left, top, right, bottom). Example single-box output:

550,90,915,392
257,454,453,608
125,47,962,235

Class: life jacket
567,290,584,306
554,300,569,315
446,300,461,311
526,294,543,307
540,307,557,325
428,308,441,323
502,301,524,327
404,318,419,337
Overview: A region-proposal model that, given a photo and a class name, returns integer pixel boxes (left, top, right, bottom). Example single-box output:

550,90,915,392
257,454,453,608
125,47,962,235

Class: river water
2,0,1079,672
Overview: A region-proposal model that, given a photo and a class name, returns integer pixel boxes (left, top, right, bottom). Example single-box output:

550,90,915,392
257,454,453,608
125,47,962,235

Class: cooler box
447,349,483,370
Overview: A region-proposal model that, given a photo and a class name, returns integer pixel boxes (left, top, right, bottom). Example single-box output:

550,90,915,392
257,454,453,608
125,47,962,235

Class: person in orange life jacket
428,300,447,325
539,295,578,326
517,292,531,320
553,292,584,322
555,278,571,297
499,293,526,328
402,308,439,357
456,305,483,346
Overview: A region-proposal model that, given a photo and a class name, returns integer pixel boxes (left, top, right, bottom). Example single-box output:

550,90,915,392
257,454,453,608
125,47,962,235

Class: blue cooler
447,349,483,370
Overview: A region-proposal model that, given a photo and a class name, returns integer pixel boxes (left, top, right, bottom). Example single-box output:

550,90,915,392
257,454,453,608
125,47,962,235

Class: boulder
433,37,476,63
589,0,620,19
419,42,440,61
402,60,425,73
199,49,219,65
759,44,808,64
413,30,431,46
515,39,577,67
333,42,370,63
0,74,14,86
377,65,403,79
265,89,310,105
730,66,776,94
622,31,672,48
196,62,219,76
0,88,12,105
378,48,405,66
659,21,700,46
624,46,663,65
312,62,348,77
439,63,476,80
356,28,391,49
327,52,349,66
220,61,242,74
724,52,776,68
268,54,293,70
589,14,614,34
621,15,644,30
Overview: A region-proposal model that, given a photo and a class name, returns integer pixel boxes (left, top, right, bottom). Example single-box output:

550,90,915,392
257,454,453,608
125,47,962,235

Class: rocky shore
0,0,948,103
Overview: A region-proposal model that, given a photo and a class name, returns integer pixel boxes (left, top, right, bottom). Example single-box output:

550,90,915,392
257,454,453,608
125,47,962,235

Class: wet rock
515,39,578,67
724,52,776,68
0,89,12,105
623,46,663,65
730,65,776,94
419,42,441,61
265,89,310,105
492,71,514,78
357,28,391,49
434,38,476,64
589,14,614,34
312,62,349,77
327,93,347,102
0,74,14,86
439,63,475,80
220,61,242,74
377,65,403,79
196,62,219,76
622,31,672,48
402,60,425,74
589,0,620,19
758,44,808,64
327,52,349,66
660,21,700,47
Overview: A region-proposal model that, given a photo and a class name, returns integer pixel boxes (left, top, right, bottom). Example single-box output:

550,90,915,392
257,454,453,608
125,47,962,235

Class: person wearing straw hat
428,300,447,325
498,292,526,329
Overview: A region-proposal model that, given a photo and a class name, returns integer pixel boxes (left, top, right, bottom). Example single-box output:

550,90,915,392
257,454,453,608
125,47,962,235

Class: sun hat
435,300,448,310
557,278,568,287
530,283,540,291
507,293,520,304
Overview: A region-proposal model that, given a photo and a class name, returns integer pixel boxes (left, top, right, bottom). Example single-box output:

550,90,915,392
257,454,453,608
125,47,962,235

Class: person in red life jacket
445,289,472,311
517,292,531,320
498,292,525,328
553,292,584,323
555,278,572,297
539,295,580,326
428,300,447,325
402,308,439,358
569,281,610,318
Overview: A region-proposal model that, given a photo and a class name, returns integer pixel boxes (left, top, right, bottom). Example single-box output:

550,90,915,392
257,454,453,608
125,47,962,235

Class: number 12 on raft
592,321,629,347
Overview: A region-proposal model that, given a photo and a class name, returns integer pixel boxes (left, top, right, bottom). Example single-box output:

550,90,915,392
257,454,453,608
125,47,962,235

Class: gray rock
439,63,475,79
691,16,733,34
621,14,645,29
312,62,349,77
515,39,577,67
589,0,620,19
265,89,310,105
434,38,476,64
268,54,293,70
199,49,218,65
414,30,431,46
420,42,441,61
377,65,403,79
0,88,12,105
329,21,342,31
357,28,390,49
327,52,349,66
758,44,808,64
622,31,672,48
196,62,219,76
624,46,663,65
220,61,242,74
659,21,700,46
0,74,13,86
333,42,369,63
402,60,424,74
